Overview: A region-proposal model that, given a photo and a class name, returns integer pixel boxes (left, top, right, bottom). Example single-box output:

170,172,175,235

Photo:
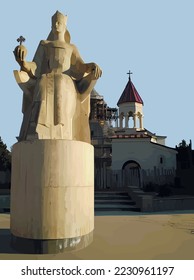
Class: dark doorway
122,160,141,187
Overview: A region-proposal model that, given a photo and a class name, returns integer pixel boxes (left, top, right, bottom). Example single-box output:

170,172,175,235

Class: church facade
90,73,177,189
111,74,177,171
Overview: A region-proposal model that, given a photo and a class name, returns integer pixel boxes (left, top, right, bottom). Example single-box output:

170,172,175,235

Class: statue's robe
14,38,96,143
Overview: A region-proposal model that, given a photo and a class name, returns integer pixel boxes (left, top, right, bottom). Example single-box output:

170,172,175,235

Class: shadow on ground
0,229,17,254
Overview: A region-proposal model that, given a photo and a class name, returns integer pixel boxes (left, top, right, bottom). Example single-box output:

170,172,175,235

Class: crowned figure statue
11,11,101,253
14,11,102,143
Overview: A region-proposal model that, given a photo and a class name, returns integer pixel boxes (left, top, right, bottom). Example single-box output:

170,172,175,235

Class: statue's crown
52,11,67,25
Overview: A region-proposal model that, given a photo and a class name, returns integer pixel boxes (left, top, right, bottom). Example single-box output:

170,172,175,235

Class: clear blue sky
1,0,194,149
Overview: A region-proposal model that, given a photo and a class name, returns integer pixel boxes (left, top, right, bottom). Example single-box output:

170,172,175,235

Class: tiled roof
117,78,143,106
110,134,150,139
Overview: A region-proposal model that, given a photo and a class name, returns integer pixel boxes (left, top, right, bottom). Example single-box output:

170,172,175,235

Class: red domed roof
117,77,143,106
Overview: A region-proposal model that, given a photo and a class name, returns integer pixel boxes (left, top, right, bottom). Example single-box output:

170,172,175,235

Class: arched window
128,111,134,128
159,155,165,165
122,160,141,170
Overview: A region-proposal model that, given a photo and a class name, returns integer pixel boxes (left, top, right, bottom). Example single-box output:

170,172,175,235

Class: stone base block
10,139,94,253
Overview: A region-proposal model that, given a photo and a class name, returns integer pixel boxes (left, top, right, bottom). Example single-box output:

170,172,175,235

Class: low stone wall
153,196,194,211
127,186,194,212
127,186,154,211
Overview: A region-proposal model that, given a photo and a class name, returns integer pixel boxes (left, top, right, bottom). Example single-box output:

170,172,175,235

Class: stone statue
11,11,100,253
14,11,102,143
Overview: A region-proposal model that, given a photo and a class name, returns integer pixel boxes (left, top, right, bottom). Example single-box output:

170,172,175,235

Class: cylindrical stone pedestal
10,139,94,253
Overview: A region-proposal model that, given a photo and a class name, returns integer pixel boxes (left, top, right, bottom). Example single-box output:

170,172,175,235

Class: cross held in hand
17,36,25,45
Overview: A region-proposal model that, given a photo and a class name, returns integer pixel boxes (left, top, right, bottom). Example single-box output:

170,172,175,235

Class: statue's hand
13,45,27,66
86,63,102,80
13,45,33,74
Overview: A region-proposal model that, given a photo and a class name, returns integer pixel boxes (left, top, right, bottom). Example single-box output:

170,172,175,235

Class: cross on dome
127,70,133,80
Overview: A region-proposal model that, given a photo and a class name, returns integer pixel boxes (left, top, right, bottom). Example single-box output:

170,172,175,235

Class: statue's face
52,18,66,34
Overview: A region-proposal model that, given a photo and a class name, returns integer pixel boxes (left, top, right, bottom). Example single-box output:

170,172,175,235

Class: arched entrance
122,160,141,187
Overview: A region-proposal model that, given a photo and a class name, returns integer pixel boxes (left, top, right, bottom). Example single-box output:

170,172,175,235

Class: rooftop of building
117,73,144,106
110,127,166,139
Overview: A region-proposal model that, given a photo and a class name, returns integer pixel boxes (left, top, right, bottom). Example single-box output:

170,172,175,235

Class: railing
95,167,175,190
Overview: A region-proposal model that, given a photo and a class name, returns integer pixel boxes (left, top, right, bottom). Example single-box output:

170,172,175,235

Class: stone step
95,199,136,205
95,203,138,209
95,192,130,196
95,204,140,211
95,191,129,194
95,210,142,216
95,195,131,200
95,191,140,212
95,192,129,195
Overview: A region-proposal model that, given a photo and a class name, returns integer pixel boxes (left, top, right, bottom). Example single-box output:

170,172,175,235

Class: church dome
117,75,143,106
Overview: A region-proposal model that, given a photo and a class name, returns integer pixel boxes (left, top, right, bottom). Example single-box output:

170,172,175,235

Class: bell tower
117,71,144,130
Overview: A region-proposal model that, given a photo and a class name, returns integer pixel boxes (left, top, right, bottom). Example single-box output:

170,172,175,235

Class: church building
111,73,177,173
90,72,177,189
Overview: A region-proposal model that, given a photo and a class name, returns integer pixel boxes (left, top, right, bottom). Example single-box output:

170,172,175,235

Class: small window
160,157,163,164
